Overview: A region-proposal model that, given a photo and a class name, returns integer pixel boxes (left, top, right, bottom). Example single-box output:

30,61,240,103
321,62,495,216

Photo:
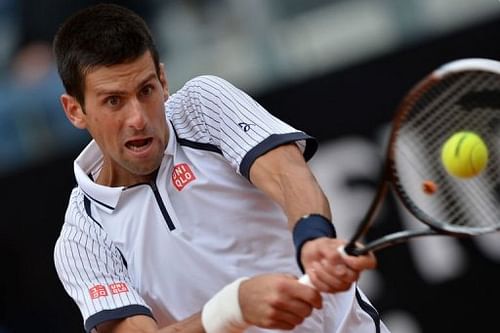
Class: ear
60,94,87,129
159,63,169,100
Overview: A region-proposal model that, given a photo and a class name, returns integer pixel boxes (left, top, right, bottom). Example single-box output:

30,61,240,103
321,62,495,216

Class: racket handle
343,242,361,256
298,274,315,289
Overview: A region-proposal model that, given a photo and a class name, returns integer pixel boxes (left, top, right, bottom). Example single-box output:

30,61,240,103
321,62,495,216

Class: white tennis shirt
54,75,388,333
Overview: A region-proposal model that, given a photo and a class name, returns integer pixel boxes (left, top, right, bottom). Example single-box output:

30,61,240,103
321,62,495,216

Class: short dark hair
53,3,161,105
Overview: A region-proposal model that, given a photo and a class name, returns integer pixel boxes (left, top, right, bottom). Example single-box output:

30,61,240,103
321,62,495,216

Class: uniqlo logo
109,282,129,295
172,163,196,191
89,285,108,299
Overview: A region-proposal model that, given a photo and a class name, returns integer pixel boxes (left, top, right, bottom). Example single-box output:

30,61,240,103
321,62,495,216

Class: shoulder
62,187,104,238
166,75,236,116
185,75,231,86
178,75,238,96
55,187,117,260
66,186,86,221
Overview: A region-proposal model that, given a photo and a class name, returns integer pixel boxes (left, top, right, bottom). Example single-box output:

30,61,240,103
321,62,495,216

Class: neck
95,164,157,187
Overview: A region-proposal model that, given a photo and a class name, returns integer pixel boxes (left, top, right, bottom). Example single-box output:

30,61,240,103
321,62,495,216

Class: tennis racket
300,58,500,286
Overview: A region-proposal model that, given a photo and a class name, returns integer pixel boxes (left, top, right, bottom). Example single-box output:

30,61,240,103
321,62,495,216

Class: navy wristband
292,214,336,273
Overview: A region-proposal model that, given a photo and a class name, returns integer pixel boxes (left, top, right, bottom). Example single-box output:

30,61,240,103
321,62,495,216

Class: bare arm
95,274,323,333
249,143,376,292
249,143,331,228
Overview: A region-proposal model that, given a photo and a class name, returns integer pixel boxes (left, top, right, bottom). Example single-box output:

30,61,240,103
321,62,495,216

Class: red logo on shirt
172,163,196,191
89,285,108,299
109,282,129,295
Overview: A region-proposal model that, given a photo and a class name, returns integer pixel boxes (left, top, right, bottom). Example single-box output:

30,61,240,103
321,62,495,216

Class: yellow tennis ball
441,131,488,178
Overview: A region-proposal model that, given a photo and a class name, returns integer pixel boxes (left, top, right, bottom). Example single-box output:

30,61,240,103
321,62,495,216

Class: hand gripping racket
300,58,500,286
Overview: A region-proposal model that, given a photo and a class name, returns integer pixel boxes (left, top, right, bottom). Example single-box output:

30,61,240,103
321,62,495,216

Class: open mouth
125,138,153,152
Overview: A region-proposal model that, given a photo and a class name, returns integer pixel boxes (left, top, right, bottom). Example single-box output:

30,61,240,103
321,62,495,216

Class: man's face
64,51,170,186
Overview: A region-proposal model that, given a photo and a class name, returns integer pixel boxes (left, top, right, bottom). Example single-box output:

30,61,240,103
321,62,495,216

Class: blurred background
1,0,500,332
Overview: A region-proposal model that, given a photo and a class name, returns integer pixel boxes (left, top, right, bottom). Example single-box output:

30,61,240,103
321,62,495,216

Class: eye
105,96,121,107
141,84,154,97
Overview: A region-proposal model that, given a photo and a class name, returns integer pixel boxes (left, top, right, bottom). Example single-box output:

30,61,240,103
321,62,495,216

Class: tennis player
52,4,390,333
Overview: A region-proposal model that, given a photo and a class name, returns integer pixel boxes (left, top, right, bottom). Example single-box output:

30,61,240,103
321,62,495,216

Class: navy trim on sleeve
84,305,154,333
240,132,317,179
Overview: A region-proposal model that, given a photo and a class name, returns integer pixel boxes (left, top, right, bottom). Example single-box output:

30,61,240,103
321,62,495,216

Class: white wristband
201,277,250,333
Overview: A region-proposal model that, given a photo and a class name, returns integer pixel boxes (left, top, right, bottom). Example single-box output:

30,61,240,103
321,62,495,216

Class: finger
320,259,359,284
306,263,333,292
259,309,305,330
316,241,347,266
308,261,352,292
267,276,323,310
260,299,314,328
257,314,298,330
279,299,315,319
339,246,377,270
291,280,323,310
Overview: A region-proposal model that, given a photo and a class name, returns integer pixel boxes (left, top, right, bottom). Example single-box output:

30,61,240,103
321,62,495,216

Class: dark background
1,10,500,333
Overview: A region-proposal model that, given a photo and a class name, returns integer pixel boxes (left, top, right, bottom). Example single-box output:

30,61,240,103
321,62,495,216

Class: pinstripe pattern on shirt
54,188,152,330
54,75,318,332
166,75,311,173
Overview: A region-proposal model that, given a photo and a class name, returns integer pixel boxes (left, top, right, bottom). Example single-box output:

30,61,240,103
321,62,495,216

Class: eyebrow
95,73,158,97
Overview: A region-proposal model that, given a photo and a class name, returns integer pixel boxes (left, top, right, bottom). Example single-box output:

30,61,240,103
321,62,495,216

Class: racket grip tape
343,243,360,256
298,274,314,288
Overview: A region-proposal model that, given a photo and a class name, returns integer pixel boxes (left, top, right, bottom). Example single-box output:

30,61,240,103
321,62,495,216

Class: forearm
249,143,331,229
98,279,248,333
158,313,204,333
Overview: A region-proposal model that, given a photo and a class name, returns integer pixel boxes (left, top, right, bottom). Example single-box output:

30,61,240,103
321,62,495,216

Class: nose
127,99,146,130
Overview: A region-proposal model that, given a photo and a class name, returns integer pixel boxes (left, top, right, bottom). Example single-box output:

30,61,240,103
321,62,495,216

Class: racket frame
345,58,500,255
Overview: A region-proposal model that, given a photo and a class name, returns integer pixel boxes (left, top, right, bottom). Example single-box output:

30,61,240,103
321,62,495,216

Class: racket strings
432,77,499,227
402,74,500,220
392,70,500,233
425,85,500,228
